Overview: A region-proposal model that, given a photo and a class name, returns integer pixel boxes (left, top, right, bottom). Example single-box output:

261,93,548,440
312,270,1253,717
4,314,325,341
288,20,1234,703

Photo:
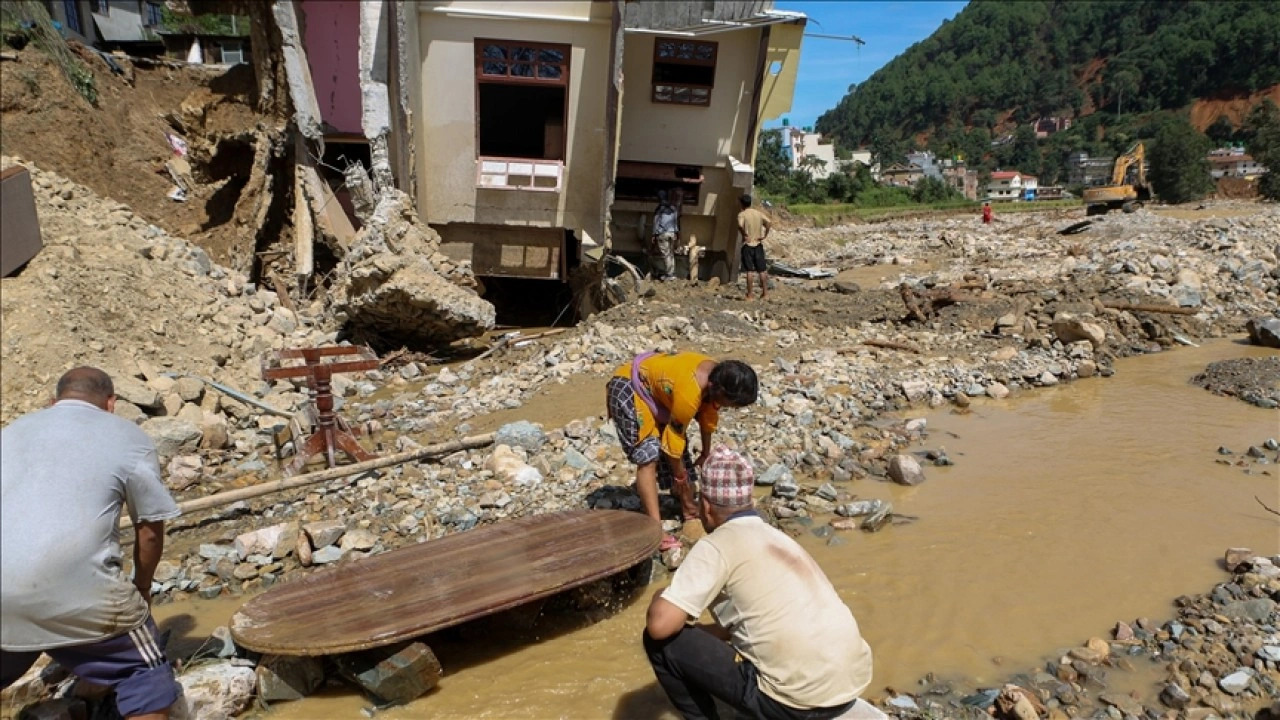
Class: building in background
1207,147,1267,179
296,0,806,291
40,0,248,62
782,125,835,179
1067,151,1116,187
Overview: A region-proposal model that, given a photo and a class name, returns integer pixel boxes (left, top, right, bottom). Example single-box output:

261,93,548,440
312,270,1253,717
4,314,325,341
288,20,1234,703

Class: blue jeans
643,627,855,720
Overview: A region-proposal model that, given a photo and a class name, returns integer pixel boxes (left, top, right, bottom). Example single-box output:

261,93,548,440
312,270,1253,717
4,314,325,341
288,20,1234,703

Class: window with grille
144,2,163,26
221,41,244,65
652,38,717,106
473,39,570,165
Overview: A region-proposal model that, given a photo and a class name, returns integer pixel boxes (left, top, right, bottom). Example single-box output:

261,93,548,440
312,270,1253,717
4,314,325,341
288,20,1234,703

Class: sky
769,1,970,130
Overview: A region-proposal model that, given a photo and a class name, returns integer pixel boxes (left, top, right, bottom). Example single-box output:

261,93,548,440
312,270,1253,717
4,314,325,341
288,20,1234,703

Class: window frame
221,40,245,65
92,0,109,16
144,2,163,27
651,37,718,107
472,38,571,170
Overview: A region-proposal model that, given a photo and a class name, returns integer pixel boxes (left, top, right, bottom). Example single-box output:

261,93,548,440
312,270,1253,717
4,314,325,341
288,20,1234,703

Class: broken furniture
229,510,661,704
262,345,380,475
1,166,43,277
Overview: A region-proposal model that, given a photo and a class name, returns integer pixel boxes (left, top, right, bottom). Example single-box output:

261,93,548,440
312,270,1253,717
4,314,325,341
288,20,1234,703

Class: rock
486,444,543,487
900,380,928,403
198,413,230,450
781,394,811,416
1258,645,1280,662
1222,598,1275,622
12,698,87,720
173,376,204,403
114,375,161,410
1218,668,1254,695
887,454,925,486
113,399,147,424
1076,360,1097,378
756,463,791,487
1160,683,1191,709
333,641,443,705
1099,692,1144,716
303,520,346,550
172,660,256,720
1224,547,1254,572
295,532,313,567
1038,371,1058,386
140,417,203,457
986,382,1010,400
772,472,799,499
1245,316,1280,348
494,421,547,452
833,281,861,294
166,454,203,491
1051,315,1106,349
340,528,379,552
234,523,294,560
312,546,345,564
256,655,326,702
1113,621,1134,641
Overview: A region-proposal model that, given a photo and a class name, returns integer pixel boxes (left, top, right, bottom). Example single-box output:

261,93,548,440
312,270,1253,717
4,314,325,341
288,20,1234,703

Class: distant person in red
982,202,993,224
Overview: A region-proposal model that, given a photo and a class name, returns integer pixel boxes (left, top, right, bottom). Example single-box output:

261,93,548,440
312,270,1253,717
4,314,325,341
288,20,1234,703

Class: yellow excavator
1083,142,1151,215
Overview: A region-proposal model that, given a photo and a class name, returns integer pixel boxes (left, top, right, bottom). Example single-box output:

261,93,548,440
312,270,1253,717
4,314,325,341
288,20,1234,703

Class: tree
754,130,790,193
911,176,959,204
1009,124,1040,174
1148,116,1213,204
1244,99,1280,201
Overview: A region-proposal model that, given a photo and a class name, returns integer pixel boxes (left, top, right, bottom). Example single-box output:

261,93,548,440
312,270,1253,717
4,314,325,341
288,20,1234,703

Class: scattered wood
1058,220,1093,235
899,282,987,322
269,271,296,313
1103,302,1199,316
119,433,496,531
860,339,921,354
1257,495,1280,518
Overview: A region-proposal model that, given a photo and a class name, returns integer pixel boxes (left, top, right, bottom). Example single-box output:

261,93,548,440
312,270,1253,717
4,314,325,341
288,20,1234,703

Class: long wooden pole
1103,302,1199,316
121,433,495,531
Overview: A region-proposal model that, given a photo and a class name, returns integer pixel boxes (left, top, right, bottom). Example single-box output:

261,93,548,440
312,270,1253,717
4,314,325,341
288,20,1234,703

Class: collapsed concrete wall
328,188,495,344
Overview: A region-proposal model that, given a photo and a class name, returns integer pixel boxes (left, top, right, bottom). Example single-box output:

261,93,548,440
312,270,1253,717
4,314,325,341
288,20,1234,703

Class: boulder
171,660,256,720
494,421,547,452
256,655,325,702
1245,316,1280,348
887,455,926,486
303,520,347,550
140,417,203,457
333,641,443,705
1051,315,1106,349
234,523,295,560
485,444,543,487
114,375,161,410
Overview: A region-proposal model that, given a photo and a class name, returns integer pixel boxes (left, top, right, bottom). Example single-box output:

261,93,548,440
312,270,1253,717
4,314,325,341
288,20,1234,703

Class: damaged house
255,0,804,338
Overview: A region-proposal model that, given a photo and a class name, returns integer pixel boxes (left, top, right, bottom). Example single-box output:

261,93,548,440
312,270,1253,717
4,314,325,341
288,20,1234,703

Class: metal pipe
162,372,293,418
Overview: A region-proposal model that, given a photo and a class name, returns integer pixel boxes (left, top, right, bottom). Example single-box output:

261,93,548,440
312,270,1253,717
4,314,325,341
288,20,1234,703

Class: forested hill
815,0,1280,149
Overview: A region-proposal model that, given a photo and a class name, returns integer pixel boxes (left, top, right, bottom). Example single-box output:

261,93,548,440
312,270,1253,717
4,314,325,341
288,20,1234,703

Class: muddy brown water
154,339,1279,718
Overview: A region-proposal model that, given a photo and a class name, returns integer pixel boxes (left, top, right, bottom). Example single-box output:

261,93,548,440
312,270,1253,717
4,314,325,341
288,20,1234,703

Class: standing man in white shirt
1,367,181,720
643,445,874,720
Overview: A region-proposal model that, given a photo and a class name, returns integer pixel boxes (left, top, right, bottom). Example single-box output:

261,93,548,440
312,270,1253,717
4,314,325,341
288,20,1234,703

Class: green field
783,199,1082,226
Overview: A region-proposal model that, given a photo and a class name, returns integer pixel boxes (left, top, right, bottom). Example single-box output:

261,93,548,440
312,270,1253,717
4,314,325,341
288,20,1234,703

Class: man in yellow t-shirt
736,194,773,300
605,353,758,551
644,446,874,719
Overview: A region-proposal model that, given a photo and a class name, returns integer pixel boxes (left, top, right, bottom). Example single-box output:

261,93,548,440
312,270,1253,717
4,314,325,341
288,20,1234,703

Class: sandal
659,534,682,552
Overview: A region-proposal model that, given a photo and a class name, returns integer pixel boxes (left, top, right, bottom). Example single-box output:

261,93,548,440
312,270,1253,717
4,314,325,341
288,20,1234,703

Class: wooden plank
230,510,661,656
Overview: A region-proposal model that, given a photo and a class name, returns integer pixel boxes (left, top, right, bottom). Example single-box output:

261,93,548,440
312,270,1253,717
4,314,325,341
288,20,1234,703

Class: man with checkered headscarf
643,446,874,720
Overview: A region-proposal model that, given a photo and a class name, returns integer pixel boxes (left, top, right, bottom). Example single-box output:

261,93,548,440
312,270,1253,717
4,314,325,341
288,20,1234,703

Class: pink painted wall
302,0,361,135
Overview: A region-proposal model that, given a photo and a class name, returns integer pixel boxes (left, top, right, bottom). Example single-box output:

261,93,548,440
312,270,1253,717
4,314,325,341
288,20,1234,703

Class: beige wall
413,1,612,245
617,30,762,168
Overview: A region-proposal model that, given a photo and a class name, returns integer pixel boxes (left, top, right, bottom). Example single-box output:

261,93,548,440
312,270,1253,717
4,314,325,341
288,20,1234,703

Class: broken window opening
615,161,702,204
652,38,716,106
475,39,569,164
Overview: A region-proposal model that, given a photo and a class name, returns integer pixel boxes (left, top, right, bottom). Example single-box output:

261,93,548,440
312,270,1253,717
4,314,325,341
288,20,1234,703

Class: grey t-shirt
1,399,180,650
653,202,680,236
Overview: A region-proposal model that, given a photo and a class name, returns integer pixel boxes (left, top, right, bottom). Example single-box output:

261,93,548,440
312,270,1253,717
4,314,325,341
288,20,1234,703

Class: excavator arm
1084,142,1148,215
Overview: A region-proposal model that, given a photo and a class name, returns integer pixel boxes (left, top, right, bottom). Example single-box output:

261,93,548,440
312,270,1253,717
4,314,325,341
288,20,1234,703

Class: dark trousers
643,628,855,720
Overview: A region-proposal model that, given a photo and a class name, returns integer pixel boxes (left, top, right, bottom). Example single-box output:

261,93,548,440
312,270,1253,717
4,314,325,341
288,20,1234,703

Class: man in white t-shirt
643,445,873,720
1,367,181,719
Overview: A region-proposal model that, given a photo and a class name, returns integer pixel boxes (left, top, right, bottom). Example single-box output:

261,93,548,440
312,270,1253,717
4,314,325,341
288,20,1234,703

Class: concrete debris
328,186,494,345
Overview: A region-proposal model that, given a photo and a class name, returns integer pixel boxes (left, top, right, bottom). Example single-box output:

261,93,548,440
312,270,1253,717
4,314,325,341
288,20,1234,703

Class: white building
784,127,836,179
